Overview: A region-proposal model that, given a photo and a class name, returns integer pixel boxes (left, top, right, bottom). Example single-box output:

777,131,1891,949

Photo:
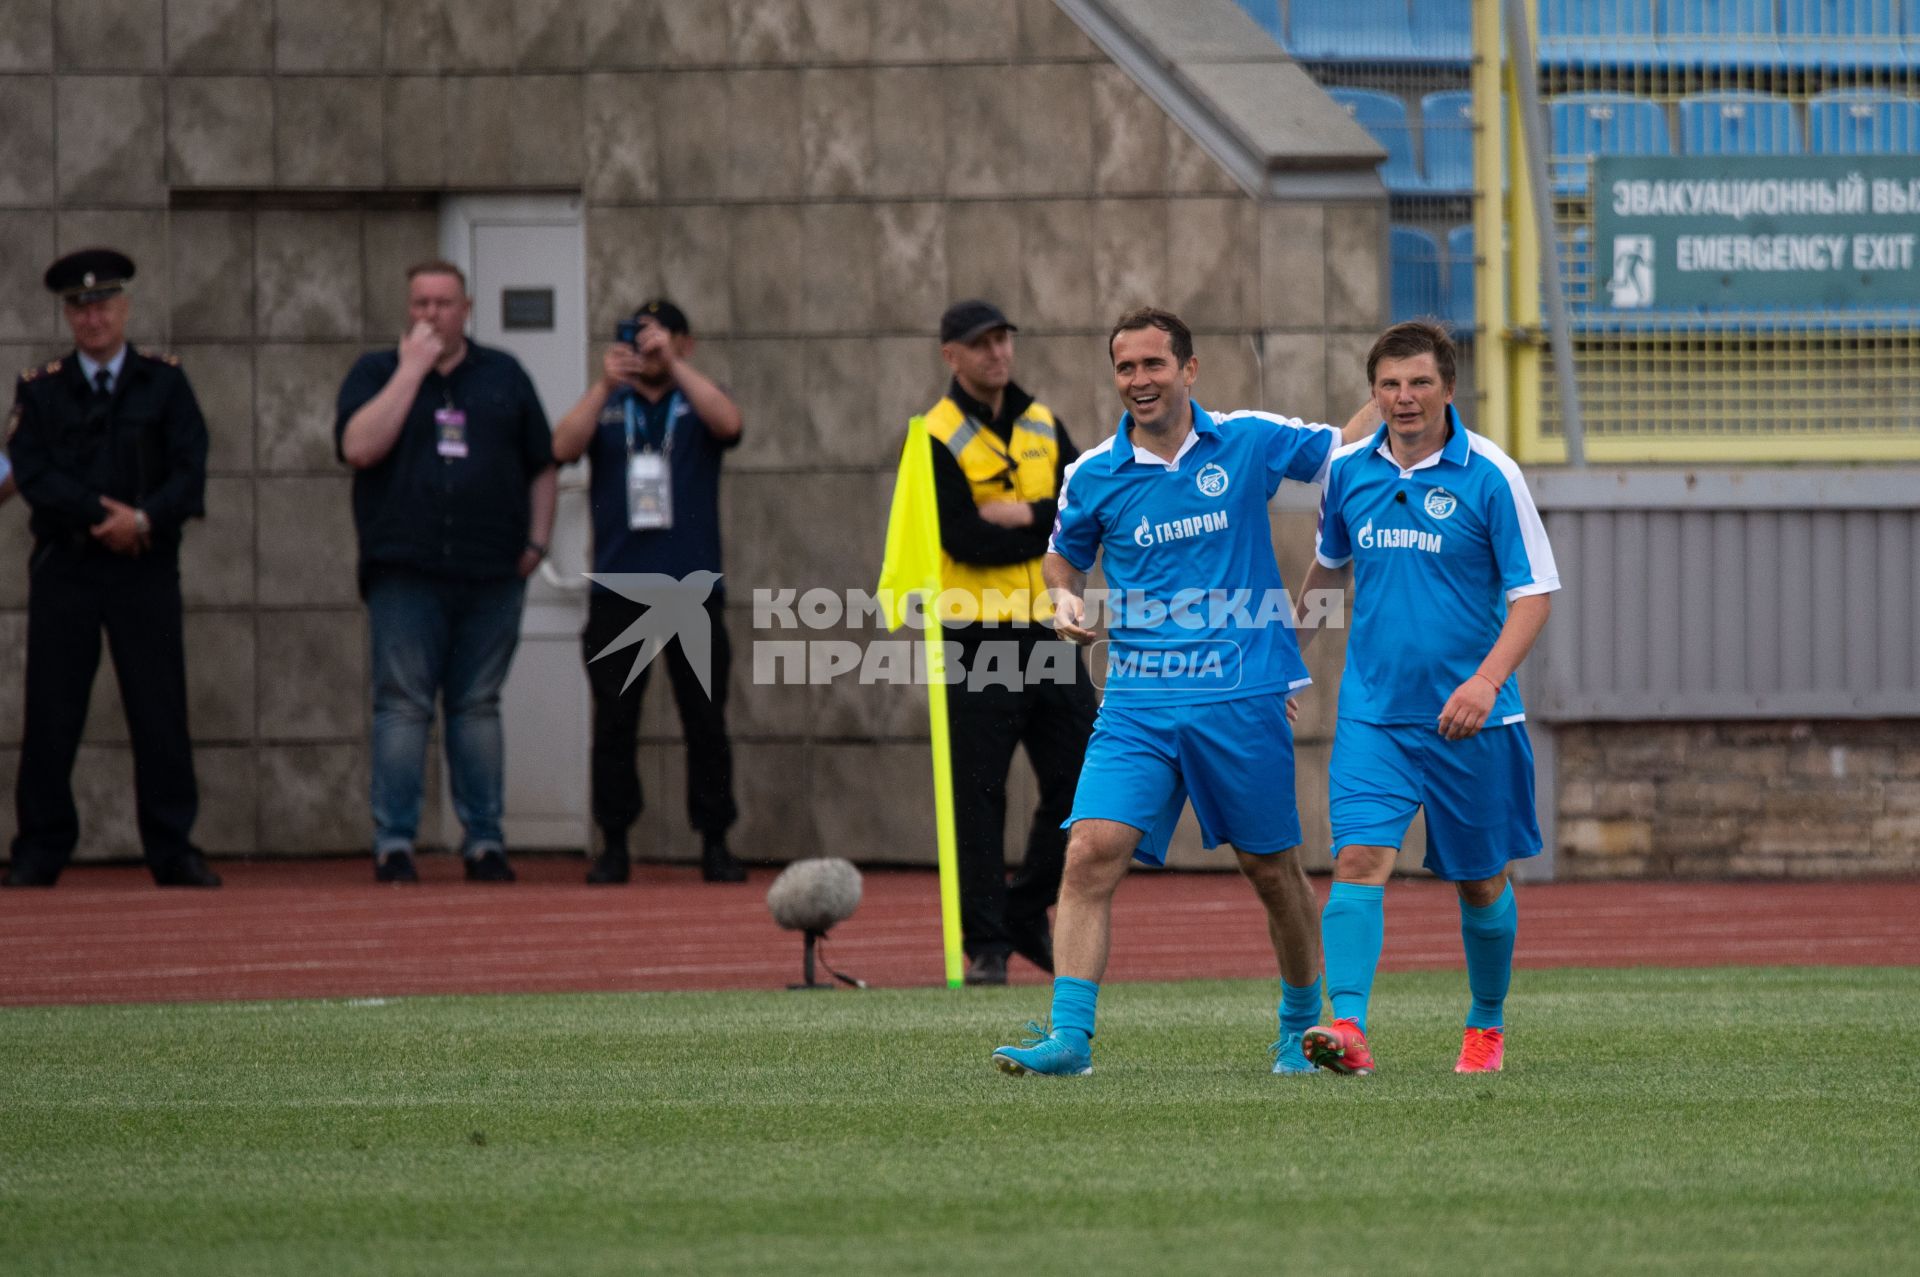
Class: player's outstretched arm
1043,551,1096,646
1339,399,1380,445
1436,594,1552,740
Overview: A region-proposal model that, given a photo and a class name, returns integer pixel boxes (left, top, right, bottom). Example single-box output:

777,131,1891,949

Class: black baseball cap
939,299,1017,345
45,248,135,305
630,298,690,335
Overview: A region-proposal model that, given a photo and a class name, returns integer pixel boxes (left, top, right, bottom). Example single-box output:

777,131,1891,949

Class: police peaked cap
45,248,136,304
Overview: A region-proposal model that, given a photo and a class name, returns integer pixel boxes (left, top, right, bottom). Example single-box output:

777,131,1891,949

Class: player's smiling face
1372,352,1453,455
1110,325,1197,433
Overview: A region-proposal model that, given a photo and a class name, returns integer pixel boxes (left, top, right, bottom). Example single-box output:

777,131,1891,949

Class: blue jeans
366,570,526,858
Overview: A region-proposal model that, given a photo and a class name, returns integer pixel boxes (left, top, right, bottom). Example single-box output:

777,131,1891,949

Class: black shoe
1004,916,1055,974
700,839,747,884
152,851,222,888
464,850,516,883
375,851,420,884
585,850,629,884
964,952,1009,986
3,858,61,887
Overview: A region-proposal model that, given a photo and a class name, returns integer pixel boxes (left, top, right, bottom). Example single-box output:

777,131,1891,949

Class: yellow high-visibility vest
923,394,1062,624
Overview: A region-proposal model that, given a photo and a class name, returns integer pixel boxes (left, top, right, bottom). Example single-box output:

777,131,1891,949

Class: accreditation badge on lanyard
625,392,676,531
435,392,468,459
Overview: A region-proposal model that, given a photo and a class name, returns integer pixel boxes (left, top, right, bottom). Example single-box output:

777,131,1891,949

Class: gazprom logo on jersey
1091,639,1241,691
1133,509,1231,548
1355,517,1443,555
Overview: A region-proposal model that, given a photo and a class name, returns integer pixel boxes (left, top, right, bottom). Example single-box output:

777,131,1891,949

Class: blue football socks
1279,977,1321,1037
1049,976,1099,1044
1460,881,1517,1030
1322,882,1386,1032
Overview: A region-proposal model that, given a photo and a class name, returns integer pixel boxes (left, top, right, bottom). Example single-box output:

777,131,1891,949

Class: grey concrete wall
0,0,1383,865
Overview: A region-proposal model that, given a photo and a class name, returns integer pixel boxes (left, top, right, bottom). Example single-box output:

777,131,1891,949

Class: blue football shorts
1329,719,1542,882
1065,692,1302,867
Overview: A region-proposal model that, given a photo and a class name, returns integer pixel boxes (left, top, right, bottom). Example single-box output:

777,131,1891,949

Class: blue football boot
992,1021,1092,1077
1270,1030,1318,1075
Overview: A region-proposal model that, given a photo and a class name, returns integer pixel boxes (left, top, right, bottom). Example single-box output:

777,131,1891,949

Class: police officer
925,299,1097,985
4,249,216,888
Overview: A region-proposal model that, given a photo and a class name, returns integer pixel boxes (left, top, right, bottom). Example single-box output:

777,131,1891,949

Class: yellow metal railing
1477,0,1920,463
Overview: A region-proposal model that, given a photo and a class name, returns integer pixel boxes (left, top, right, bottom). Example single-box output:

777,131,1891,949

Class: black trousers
11,544,198,873
583,590,737,841
948,628,1097,959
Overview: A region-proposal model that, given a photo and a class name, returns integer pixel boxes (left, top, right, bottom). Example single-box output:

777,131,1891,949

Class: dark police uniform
4,250,213,888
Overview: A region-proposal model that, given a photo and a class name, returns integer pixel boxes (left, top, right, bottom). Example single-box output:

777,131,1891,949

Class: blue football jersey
1315,407,1560,725
1049,399,1338,705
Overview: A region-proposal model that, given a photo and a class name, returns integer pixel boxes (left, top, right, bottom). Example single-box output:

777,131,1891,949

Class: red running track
2,858,1916,1007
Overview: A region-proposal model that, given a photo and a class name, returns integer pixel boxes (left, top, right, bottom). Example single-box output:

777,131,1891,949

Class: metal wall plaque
501,287,556,331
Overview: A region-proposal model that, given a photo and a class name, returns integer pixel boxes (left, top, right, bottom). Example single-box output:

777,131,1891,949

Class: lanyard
623,389,679,459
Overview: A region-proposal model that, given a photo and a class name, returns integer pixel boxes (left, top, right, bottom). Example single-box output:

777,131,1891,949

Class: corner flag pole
877,416,965,989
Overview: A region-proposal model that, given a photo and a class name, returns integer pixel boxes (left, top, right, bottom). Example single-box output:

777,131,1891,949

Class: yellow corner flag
877,417,964,989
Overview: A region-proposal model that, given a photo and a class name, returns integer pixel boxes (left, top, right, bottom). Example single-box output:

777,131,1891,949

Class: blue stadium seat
1549,94,1672,197
1807,89,1920,153
1679,92,1804,154
1420,92,1476,194
1410,0,1473,65
1538,0,1660,69
1327,88,1422,193
1660,0,1783,68
1289,0,1417,62
1232,0,1285,43
1390,226,1442,324
1779,0,1905,71
1908,0,1920,58
1445,225,1476,330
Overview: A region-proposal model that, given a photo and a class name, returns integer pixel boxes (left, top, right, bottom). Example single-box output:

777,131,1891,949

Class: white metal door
442,195,592,849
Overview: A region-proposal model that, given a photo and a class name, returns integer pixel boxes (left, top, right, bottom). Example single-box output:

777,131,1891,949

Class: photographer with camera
551,300,746,886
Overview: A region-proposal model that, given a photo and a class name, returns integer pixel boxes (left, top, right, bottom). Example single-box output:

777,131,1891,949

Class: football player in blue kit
1295,320,1559,1076
992,307,1372,1079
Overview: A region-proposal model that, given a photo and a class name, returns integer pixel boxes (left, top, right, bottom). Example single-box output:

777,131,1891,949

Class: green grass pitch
3,967,1917,1276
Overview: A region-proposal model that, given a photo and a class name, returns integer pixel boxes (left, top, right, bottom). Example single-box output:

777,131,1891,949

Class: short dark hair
1366,320,1457,388
1107,307,1193,365
406,259,468,293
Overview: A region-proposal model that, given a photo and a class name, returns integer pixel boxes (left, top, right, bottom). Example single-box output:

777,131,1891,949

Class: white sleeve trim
1467,432,1560,596
1315,550,1352,569
1047,448,1098,571
1222,410,1340,487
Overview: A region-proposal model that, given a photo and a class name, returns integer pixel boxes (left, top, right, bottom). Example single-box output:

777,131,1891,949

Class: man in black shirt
921,300,1097,984
336,261,556,884
5,248,216,888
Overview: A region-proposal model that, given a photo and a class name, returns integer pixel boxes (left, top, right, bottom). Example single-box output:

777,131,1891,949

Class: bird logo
584,570,723,695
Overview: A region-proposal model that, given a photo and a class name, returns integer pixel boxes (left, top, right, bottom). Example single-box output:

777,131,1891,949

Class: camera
615,315,657,347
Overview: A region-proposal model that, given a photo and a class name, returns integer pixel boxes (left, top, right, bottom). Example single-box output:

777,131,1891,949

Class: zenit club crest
1195,462,1229,498
1424,488,1458,520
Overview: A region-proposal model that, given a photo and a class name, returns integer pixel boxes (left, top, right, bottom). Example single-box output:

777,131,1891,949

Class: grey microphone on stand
766,858,866,989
